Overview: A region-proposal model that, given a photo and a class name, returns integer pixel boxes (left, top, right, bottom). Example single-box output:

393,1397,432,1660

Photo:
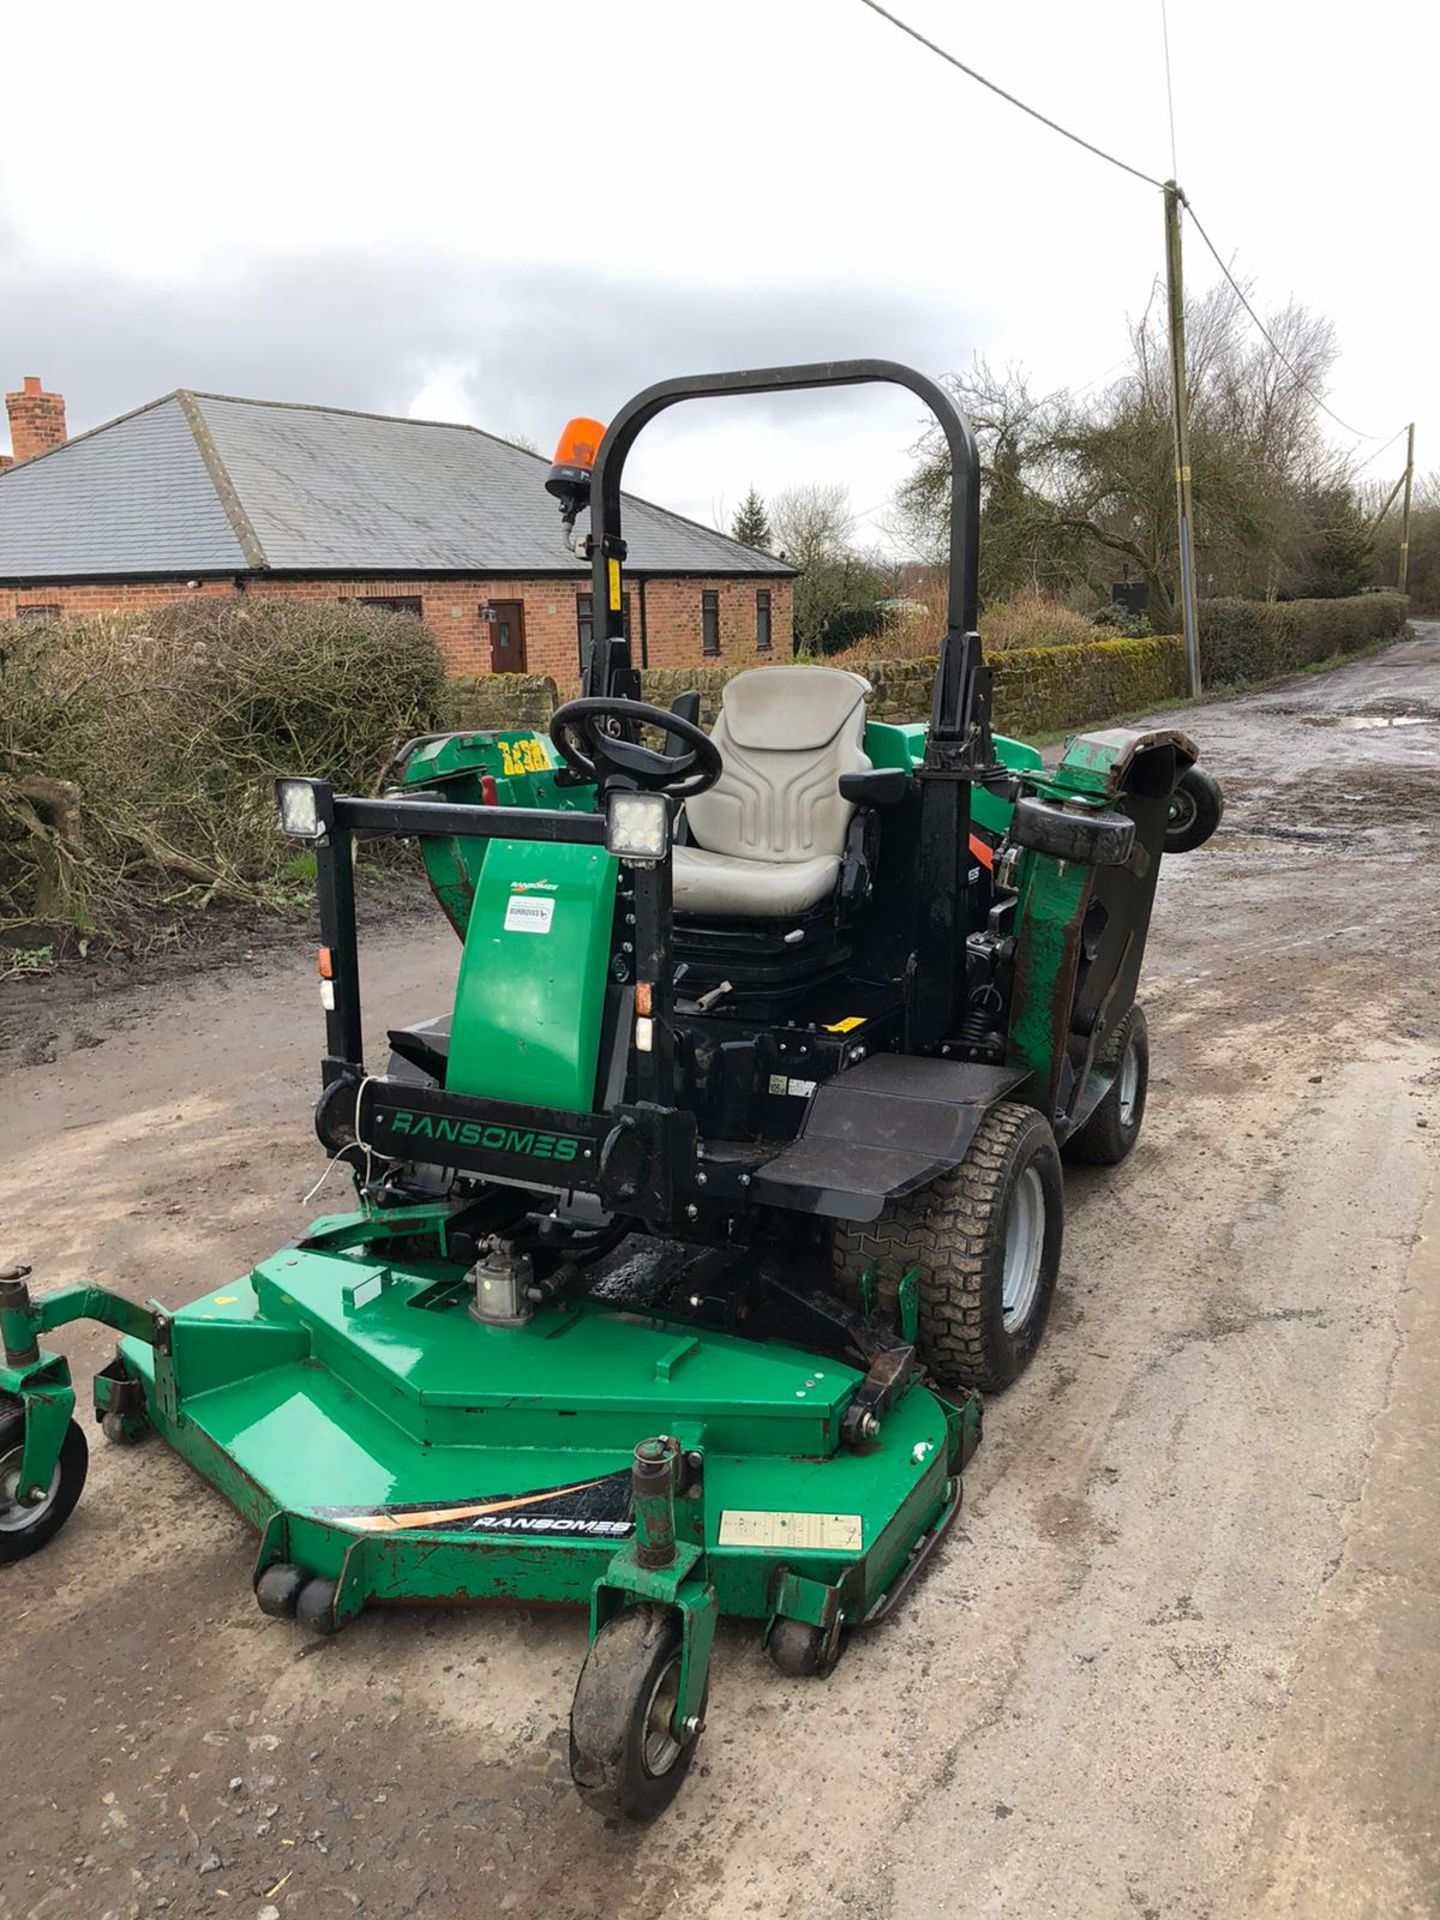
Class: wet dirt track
1,628,1437,1920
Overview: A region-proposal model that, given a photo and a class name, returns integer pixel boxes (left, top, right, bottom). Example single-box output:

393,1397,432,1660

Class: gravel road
1,628,1437,1920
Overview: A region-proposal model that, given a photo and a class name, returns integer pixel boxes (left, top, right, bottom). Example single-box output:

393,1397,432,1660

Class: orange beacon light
546,417,606,498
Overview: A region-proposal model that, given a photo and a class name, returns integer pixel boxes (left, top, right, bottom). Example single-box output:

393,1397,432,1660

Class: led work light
605,791,670,863
275,778,326,840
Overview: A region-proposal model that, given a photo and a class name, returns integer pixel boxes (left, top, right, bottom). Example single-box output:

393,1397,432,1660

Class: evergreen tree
732,486,773,550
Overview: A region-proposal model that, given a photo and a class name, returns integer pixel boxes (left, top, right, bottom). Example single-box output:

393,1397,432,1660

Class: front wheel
832,1101,1064,1394
0,1406,89,1564
569,1606,703,1821
1165,765,1224,853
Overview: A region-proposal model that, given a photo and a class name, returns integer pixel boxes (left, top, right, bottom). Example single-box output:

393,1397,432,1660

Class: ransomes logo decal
382,1107,580,1162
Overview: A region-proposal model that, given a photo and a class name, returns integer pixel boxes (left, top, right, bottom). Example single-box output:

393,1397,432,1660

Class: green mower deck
110,1214,968,1625
1,1205,974,1774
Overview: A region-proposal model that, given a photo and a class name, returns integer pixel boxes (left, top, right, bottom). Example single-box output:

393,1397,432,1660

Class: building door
488,600,527,672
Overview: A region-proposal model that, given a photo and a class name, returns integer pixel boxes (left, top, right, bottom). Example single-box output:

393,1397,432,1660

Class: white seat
672,665,871,920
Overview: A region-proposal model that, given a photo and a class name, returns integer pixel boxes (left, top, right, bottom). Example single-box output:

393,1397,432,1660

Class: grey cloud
0,230,987,447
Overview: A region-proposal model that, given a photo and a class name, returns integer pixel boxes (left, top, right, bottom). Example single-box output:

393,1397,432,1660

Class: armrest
839,767,908,806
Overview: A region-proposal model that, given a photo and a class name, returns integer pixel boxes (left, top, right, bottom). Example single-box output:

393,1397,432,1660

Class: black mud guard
748,1055,1030,1223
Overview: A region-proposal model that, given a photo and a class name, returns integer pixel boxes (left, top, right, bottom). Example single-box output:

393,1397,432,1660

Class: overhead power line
855,0,1165,189
856,0,1404,466
1180,197,1393,441
1352,424,1409,474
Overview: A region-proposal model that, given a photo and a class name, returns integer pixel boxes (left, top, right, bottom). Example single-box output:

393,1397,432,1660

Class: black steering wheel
549,697,723,800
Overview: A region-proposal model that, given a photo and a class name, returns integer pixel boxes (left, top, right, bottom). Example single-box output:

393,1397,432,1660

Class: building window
576,591,631,669
16,604,61,623
701,589,720,656
366,595,423,616
352,595,423,616
755,588,772,652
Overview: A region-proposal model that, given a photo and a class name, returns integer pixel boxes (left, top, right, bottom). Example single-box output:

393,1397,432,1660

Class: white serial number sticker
768,1074,817,1099
718,1510,862,1551
504,895,555,934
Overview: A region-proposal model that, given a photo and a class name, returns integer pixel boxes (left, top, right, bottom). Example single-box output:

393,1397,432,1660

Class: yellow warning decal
823,1015,867,1034
498,736,551,777
608,557,623,611
718,1510,863,1552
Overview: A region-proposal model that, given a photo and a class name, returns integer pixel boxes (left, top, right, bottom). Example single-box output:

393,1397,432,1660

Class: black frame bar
338,794,606,845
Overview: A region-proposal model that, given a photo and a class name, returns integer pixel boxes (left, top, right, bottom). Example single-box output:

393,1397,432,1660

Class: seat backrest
685,666,871,865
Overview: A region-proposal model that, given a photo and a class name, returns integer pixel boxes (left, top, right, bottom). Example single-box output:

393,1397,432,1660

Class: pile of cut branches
0,596,443,946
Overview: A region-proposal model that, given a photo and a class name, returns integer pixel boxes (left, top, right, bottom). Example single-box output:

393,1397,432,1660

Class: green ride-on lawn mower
0,360,1222,1821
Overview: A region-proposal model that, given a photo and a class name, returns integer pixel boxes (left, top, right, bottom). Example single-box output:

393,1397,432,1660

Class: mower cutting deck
0,359,1220,1821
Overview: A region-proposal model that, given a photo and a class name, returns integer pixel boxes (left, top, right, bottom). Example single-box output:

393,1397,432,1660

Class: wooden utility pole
1163,181,1202,698
1398,421,1415,594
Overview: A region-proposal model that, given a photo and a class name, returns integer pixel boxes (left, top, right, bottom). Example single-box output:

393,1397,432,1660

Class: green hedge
537,593,1406,740
641,643,1186,735
1198,592,1409,686
445,593,1407,742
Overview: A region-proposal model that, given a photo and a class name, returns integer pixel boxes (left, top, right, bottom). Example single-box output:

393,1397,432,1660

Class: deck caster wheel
1064,1005,1149,1167
295,1576,339,1636
101,1410,147,1447
255,1562,308,1620
1165,765,1224,853
569,1606,703,1822
766,1616,841,1679
0,1408,89,1564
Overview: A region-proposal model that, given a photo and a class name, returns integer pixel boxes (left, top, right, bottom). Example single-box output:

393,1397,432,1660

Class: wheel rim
1168,788,1197,833
1002,1166,1046,1333
1118,1038,1141,1127
0,1443,60,1531
640,1651,684,1777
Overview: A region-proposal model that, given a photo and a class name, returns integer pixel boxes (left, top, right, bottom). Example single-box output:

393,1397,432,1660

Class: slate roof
0,391,792,582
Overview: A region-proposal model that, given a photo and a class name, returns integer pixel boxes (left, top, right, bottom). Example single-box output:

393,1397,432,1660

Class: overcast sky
1,0,1431,547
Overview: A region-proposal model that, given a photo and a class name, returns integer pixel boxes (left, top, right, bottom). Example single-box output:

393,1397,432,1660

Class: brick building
0,379,793,683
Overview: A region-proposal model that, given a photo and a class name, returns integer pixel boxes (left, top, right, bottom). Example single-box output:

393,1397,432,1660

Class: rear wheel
831,1101,1064,1394
1064,1004,1149,1167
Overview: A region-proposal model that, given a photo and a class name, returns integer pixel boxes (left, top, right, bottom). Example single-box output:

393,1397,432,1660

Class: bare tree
770,484,886,653
771,483,852,567
893,281,1365,617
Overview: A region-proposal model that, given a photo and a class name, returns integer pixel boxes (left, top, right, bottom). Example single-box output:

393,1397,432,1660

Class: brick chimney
4,376,68,466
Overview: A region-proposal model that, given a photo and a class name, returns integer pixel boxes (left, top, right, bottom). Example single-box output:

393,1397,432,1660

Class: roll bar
584,360,985,750
577,359,995,1050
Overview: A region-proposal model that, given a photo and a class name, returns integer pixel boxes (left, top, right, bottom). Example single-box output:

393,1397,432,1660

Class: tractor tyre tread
831,1101,1063,1394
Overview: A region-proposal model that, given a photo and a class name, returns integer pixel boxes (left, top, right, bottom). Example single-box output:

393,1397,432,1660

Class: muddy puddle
1303,712,1433,730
